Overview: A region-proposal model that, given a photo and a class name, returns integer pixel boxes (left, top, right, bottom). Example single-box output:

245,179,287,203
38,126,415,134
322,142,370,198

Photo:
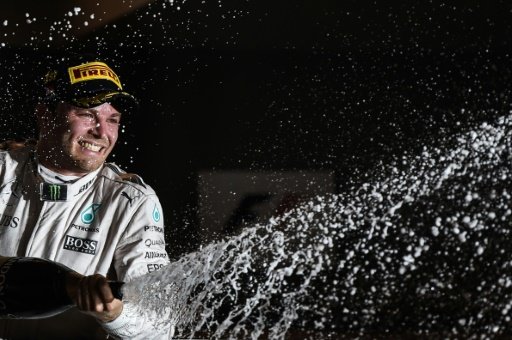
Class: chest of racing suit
0,145,171,339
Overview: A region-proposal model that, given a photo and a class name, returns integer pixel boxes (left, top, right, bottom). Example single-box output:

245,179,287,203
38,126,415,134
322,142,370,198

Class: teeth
80,141,102,152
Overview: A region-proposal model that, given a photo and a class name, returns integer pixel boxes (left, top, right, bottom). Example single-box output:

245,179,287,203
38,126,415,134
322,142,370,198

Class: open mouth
78,140,104,152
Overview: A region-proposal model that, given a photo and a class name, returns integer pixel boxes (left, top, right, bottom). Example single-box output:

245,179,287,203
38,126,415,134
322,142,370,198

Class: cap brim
70,91,139,114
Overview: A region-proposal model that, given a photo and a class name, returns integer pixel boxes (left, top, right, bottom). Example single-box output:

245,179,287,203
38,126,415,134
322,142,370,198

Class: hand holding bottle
66,271,124,322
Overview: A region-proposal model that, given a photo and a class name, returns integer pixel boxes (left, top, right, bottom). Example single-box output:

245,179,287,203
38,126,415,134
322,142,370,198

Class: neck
36,145,90,177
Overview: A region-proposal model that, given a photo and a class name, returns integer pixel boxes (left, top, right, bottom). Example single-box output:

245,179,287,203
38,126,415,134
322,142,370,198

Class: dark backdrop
1,0,512,259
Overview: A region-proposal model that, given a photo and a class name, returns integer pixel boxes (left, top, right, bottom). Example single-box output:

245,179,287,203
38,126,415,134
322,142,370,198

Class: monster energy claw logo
49,185,61,200
41,183,68,201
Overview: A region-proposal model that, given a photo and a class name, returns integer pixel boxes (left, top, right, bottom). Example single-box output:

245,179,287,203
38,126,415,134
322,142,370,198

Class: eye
77,111,95,119
107,115,121,125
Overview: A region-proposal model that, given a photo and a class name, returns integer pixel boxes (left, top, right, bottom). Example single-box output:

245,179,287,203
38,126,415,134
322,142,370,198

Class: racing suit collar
37,163,102,202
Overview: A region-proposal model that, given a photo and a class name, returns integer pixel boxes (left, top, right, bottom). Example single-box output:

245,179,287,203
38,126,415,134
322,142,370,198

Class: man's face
41,102,121,176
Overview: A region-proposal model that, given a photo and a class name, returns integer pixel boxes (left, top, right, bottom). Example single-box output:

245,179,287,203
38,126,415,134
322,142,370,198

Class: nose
90,120,108,138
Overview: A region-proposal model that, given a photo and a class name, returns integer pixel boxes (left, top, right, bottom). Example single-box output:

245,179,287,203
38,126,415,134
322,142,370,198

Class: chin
74,159,105,173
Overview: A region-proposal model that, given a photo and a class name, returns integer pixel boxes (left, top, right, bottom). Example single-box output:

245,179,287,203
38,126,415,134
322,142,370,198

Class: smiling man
38,102,121,176
0,54,171,339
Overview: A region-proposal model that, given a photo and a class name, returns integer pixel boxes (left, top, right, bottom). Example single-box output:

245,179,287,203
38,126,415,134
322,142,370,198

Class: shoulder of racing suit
0,140,35,179
0,139,37,152
101,163,157,195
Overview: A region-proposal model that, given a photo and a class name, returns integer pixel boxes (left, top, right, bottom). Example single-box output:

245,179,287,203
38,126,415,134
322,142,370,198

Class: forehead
62,102,121,116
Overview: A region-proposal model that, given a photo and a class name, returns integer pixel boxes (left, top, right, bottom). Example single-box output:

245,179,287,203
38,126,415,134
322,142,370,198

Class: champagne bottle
0,256,123,319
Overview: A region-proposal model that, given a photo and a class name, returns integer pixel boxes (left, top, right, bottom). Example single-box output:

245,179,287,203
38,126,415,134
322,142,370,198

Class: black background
1,0,512,259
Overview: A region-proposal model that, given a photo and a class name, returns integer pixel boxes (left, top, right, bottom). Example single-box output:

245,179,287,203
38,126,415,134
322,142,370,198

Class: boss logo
0,214,19,229
64,235,98,255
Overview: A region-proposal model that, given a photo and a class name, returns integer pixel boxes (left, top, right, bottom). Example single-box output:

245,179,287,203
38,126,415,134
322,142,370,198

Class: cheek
66,120,87,134
109,127,120,143
66,127,83,139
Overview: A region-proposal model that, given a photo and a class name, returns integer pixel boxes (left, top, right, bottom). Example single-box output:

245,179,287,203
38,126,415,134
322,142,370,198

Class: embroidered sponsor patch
81,203,101,224
71,223,99,233
152,205,161,222
147,263,165,273
40,183,67,201
67,62,122,89
144,225,164,233
0,214,19,228
63,235,98,255
145,238,165,247
144,251,168,259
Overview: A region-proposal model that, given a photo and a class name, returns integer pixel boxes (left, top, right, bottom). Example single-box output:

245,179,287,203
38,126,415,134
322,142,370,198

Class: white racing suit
0,143,171,339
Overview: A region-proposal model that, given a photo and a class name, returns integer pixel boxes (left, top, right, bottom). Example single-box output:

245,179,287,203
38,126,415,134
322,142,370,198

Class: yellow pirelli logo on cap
68,62,123,89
